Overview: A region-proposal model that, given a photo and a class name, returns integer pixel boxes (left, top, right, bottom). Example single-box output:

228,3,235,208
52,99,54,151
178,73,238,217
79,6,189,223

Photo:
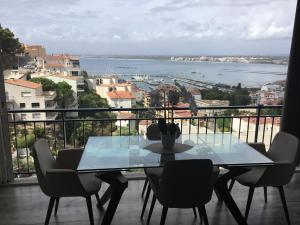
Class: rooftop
99,83,131,87
117,112,135,119
45,63,65,68
242,117,281,126
45,74,84,81
107,91,136,99
5,79,42,89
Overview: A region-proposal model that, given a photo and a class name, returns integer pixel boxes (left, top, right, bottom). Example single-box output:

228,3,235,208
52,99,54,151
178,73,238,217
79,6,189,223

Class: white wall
5,83,47,120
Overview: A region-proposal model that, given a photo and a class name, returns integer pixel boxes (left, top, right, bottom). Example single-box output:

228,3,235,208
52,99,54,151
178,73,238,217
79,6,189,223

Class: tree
168,90,180,105
0,25,22,182
56,81,75,108
150,90,162,107
30,77,57,91
0,25,23,69
78,91,112,118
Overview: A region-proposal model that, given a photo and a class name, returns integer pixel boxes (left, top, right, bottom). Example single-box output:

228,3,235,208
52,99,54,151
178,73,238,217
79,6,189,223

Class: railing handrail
7,104,283,113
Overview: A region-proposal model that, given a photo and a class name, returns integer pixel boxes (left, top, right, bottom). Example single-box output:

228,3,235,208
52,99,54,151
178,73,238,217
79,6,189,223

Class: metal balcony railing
8,104,282,177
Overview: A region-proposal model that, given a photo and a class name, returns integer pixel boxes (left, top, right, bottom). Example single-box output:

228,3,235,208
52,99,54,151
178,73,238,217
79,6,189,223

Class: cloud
0,0,296,54
149,0,288,13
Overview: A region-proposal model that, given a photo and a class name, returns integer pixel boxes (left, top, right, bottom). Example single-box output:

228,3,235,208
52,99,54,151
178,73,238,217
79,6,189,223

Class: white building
43,74,85,102
45,54,81,76
95,76,132,99
116,112,136,128
107,91,136,108
187,87,202,101
5,79,57,121
196,100,230,116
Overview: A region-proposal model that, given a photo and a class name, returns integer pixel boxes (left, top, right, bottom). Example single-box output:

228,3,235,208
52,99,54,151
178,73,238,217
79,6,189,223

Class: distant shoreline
79,55,289,65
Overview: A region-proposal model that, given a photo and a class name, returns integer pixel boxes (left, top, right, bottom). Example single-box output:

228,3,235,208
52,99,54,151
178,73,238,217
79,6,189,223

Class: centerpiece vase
161,132,176,150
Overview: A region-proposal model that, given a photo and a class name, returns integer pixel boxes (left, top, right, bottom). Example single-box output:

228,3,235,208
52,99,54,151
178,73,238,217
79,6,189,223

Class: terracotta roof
49,74,83,81
241,117,281,126
117,112,135,119
99,83,131,87
174,111,192,118
175,102,190,108
45,63,64,68
139,120,151,126
5,79,42,89
46,54,69,60
107,91,136,99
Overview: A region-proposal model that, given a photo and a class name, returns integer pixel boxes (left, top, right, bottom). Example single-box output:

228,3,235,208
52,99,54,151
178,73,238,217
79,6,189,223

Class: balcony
7,105,282,177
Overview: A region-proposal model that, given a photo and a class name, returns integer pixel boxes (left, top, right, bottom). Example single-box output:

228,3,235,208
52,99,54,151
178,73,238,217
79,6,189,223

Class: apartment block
5,79,57,121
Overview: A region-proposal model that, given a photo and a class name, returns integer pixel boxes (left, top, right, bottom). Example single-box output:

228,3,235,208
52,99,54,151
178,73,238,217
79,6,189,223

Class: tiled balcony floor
1,174,300,225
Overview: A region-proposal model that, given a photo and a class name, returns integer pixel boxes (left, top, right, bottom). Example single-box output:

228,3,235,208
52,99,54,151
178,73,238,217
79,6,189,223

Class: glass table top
77,134,273,172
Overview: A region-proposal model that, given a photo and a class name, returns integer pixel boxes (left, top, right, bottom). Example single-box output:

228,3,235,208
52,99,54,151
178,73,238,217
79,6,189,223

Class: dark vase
161,133,176,149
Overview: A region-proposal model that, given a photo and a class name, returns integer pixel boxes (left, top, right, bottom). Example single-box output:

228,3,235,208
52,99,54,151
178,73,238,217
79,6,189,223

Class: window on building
31,103,40,108
20,103,26,108
32,113,41,119
21,92,31,97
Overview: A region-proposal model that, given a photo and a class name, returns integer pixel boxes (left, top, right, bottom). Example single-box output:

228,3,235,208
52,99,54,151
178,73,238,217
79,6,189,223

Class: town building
43,74,85,102
5,79,57,121
107,91,136,108
196,100,230,116
116,112,136,129
45,54,81,76
24,45,46,59
258,91,284,105
94,76,132,99
187,87,202,101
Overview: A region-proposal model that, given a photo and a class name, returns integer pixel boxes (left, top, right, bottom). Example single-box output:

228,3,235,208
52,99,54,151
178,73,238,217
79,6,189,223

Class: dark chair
236,132,299,224
144,159,215,225
32,139,102,225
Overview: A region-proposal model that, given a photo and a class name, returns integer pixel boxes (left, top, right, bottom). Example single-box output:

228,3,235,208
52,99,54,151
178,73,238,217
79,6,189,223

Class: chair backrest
259,132,299,186
32,139,57,187
268,132,299,164
159,159,214,208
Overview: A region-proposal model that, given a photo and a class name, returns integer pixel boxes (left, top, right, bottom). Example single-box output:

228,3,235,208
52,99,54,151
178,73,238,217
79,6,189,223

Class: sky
0,0,297,55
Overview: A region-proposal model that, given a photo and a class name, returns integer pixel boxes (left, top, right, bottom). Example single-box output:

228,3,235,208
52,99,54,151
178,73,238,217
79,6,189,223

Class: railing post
62,111,66,148
254,104,263,143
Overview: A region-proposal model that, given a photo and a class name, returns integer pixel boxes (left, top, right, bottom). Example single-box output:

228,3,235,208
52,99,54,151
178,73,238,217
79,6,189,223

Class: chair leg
198,209,203,222
147,194,156,225
95,192,102,209
278,186,291,225
264,187,268,203
141,178,149,198
192,207,197,218
198,205,209,225
228,179,235,192
141,185,151,219
245,187,255,221
54,198,60,216
45,197,55,225
86,196,94,225
160,206,168,225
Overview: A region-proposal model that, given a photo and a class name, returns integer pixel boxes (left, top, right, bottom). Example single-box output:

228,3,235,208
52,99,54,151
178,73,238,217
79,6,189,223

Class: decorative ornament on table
158,118,180,149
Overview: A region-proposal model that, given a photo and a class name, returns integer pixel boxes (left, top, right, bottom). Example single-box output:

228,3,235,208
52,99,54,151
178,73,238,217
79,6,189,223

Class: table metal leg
215,168,248,225
96,171,128,225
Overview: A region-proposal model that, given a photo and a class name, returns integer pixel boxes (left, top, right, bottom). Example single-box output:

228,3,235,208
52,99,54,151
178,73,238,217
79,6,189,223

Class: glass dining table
77,133,274,225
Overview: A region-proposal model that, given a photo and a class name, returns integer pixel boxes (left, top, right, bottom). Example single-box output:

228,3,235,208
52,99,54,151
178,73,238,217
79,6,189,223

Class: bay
80,57,288,87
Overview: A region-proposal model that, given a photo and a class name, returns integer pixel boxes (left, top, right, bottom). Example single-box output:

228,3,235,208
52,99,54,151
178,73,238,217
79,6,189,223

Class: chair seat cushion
236,167,266,186
78,173,102,194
